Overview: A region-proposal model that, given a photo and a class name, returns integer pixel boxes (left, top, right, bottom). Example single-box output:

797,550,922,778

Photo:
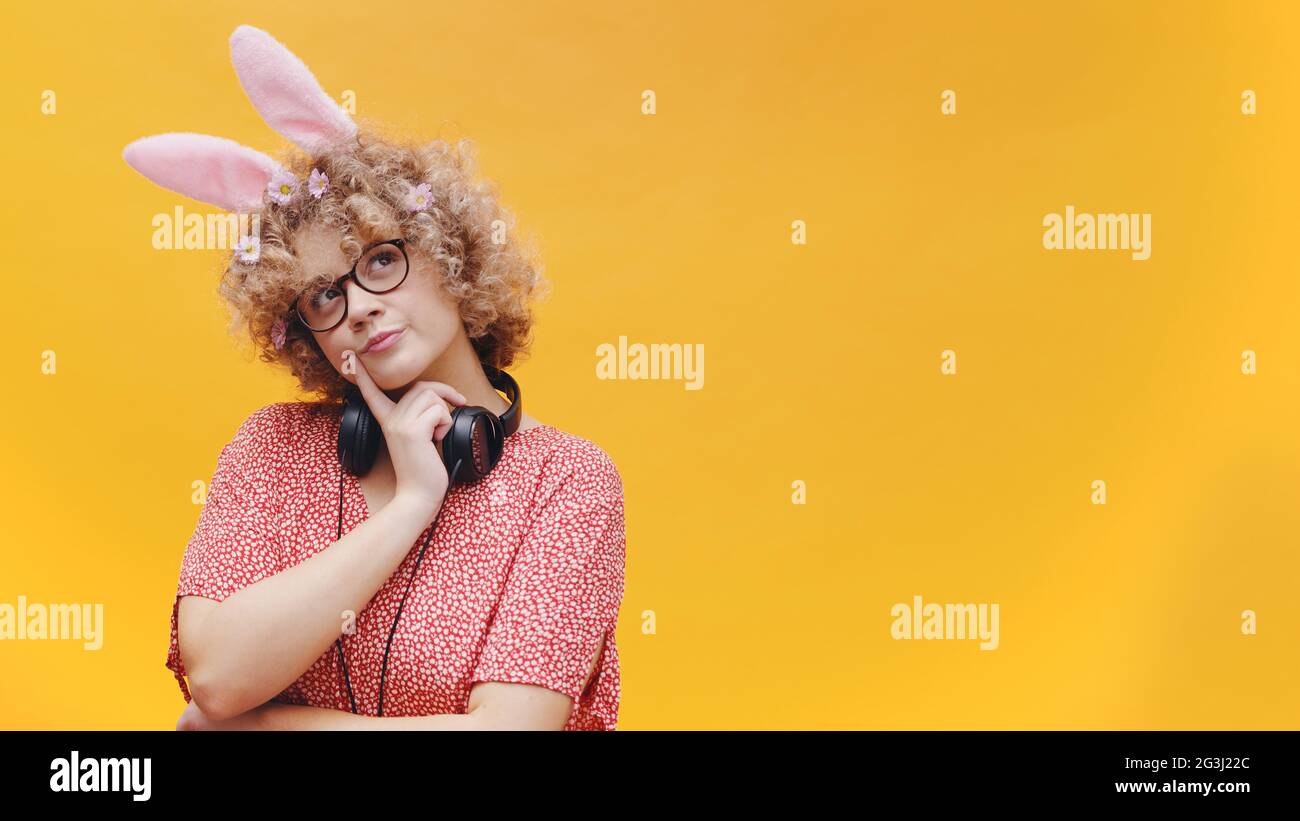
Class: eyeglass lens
296,242,408,331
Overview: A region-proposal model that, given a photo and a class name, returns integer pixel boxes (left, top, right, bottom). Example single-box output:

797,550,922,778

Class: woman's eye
312,288,340,307
368,252,396,273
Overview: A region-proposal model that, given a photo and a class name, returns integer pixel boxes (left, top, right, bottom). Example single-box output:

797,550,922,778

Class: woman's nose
345,278,385,325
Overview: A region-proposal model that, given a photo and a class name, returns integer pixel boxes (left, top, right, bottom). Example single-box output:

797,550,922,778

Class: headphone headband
482,363,521,439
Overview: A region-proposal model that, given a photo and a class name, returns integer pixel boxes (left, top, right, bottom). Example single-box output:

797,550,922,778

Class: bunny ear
122,132,278,212
229,24,357,154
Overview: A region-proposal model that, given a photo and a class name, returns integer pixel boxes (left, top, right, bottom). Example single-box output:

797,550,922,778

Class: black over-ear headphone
332,364,523,715
338,364,522,484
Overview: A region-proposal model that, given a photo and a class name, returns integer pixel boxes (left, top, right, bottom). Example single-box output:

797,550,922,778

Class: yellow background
1,0,1296,729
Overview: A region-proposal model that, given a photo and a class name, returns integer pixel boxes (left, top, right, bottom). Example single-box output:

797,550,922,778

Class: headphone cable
336,458,461,716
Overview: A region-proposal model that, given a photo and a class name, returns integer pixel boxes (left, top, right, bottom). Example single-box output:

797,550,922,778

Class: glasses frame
293,237,410,332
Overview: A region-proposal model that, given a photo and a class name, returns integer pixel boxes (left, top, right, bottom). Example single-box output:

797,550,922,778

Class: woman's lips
365,329,405,353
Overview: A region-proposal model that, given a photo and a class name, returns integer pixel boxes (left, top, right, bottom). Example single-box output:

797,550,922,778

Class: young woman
124,25,626,730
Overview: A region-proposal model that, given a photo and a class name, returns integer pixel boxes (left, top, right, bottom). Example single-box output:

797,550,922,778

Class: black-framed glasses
293,238,410,332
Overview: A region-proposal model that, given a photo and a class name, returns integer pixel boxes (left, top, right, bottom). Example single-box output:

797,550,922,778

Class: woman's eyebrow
300,266,340,289
357,237,389,253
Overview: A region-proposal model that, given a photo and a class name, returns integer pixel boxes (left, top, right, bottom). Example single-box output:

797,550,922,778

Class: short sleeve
165,403,288,702
471,442,627,703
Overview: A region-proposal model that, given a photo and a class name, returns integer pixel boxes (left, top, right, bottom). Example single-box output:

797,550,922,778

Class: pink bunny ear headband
122,25,437,349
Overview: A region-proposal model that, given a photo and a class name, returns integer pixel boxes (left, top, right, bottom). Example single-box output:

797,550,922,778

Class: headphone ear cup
487,414,505,465
441,406,465,484
474,413,501,476
442,407,503,485
339,388,381,475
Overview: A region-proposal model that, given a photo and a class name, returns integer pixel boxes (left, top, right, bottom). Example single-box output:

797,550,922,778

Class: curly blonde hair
217,124,549,406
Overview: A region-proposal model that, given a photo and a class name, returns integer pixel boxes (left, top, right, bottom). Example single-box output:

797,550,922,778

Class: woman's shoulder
226,401,339,454
516,423,623,498
233,400,332,430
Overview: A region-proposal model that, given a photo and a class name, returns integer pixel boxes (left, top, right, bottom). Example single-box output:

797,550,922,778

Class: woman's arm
189,702,480,730
180,680,580,731
180,493,439,722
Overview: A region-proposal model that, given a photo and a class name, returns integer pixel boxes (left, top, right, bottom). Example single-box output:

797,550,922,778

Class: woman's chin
363,353,427,388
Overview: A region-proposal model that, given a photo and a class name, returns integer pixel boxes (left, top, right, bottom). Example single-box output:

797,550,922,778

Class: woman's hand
343,349,467,519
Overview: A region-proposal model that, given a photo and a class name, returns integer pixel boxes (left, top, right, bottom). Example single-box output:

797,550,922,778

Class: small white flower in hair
234,233,261,264
405,182,433,212
267,168,299,204
307,167,329,199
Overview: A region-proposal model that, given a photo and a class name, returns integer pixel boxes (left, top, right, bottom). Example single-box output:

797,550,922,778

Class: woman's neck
385,339,511,417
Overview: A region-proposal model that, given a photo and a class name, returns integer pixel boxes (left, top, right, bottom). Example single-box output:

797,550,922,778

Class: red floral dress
167,402,626,730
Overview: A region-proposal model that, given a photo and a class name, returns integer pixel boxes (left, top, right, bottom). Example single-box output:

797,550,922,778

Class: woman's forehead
291,223,359,273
